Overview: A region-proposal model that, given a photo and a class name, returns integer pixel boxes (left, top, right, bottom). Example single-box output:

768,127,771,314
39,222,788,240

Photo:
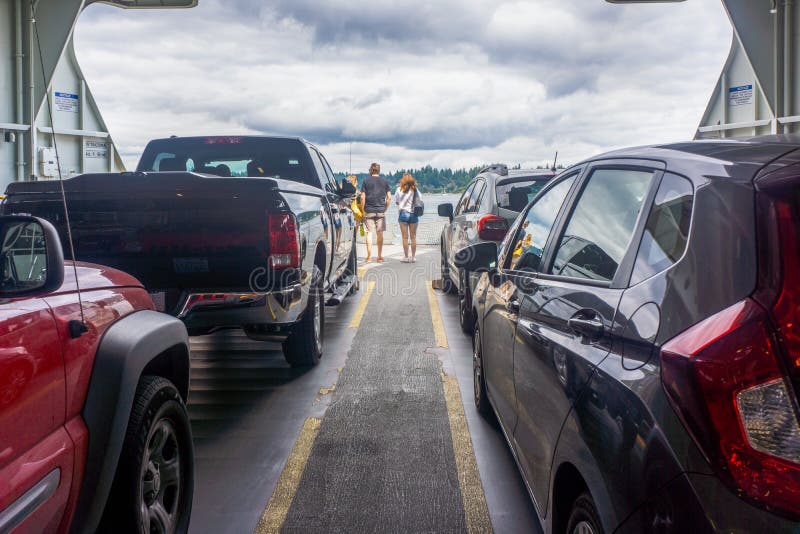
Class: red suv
0,216,193,533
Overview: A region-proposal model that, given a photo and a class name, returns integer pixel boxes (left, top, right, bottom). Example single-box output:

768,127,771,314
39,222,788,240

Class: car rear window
496,178,548,212
137,137,317,186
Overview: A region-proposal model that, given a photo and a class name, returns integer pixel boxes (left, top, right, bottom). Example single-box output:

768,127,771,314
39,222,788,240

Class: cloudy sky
74,0,732,174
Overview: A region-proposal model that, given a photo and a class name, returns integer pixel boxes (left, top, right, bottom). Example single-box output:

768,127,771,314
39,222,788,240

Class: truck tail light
268,213,300,269
660,298,800,520
477,215,508,241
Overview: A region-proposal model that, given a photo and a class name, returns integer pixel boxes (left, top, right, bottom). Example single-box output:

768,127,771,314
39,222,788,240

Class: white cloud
74,0,731,174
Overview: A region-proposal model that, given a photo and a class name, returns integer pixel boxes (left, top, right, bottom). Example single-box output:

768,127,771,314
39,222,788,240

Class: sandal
376,257,385,262
364,257,372,264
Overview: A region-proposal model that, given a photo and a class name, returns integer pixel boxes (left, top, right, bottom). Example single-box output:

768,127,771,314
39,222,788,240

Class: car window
319,152,340,192
455,182,476,216
465,180,486,214
315,150,338,192
630,174,693,285
307,149,328,189
550,168,654,282
507,174,578,272
496,179,548,211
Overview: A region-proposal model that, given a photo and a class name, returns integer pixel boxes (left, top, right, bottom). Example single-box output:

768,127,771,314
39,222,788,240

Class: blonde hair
346,175,358,187
369,163,381,175
399,173,417,193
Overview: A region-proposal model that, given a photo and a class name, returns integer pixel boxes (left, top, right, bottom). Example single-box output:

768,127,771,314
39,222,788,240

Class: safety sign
54,92,79,113
729,84,754,107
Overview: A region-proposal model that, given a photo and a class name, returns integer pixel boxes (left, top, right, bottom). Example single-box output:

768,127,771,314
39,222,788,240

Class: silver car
438,164,554,332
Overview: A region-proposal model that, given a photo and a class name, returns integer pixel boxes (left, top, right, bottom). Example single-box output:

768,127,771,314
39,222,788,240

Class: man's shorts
364,213,386,233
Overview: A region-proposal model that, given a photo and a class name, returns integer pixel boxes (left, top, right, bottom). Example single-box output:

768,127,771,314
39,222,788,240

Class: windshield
136,137,318,186
496,177,550,212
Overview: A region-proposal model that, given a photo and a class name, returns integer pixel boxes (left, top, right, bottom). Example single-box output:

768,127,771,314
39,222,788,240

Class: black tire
346,242,359,296
283,266,324,367
459,270,475,334
473,327,493,419
566,492,604,534
100,376,194,534
441,247,456,294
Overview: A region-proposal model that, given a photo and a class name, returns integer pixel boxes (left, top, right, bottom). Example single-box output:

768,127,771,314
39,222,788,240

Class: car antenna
32,10,87,337
551,151,559,172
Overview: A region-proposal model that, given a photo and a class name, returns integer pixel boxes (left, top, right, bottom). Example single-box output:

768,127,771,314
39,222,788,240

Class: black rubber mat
281,265,467,533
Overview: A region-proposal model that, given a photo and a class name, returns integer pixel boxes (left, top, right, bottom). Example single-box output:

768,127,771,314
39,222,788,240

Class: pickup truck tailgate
3,172,281,313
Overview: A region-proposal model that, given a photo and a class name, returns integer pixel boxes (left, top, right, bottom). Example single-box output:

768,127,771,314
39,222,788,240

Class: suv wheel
347,242,359,296
566,492,604,534
441,249,456,294
283,265,324,367
473,327,492,419
459,270,475,334
102,375,193,534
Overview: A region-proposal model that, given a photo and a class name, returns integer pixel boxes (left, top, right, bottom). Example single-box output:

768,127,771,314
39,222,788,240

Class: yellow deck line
254,417,322,534
427,285,449,348
357,262,379,278
348,281,375,328
442,375,493,534
429,284,492,532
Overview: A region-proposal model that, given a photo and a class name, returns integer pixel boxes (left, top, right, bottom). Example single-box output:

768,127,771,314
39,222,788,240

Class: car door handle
568,312,603,339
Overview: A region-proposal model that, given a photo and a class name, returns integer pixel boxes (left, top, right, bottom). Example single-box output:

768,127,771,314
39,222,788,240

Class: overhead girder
0,0,196,187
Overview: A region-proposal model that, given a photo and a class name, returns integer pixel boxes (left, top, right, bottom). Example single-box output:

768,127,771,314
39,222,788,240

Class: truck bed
3,172,287,314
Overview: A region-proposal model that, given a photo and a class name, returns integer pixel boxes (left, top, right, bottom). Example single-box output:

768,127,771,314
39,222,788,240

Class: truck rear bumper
178,284,306,336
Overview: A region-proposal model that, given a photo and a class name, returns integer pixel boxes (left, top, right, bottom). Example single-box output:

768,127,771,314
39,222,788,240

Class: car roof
479,167,554,184
572,136,800,183
149,135,308,144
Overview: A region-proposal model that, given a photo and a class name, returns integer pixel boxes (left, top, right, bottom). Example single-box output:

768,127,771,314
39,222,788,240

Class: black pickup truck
2,135,359,367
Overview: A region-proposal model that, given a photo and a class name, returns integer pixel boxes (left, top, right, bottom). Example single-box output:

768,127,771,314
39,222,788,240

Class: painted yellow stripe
442,375,493,534
254,417,322,534
348,281,375,328
357,262,379,278
427,284,449,348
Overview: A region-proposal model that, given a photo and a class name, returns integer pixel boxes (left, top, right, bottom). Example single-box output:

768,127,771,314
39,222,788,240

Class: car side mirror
454,242,498,272
340,180,357,197
0,215,64,297
438,202,454,221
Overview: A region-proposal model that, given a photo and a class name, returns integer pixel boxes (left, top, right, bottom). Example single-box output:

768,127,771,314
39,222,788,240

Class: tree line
335,163,567,193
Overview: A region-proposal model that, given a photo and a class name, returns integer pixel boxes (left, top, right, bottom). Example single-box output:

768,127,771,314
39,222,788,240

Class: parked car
459,137,800,533
438,164,554,332
3,135,359,368
0,215,193,533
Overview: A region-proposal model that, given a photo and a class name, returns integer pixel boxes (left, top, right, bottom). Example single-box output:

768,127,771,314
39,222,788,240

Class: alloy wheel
139,419,181,534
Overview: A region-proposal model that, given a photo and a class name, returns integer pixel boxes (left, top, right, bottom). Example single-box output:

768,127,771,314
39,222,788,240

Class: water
357,192,460,246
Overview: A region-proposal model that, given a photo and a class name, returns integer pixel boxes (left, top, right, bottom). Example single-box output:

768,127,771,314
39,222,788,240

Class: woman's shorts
398,211,419,224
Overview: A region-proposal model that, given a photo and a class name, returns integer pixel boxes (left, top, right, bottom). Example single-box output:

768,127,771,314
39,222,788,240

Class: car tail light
268,213,300,268
477,215,508,241
660,298,800,520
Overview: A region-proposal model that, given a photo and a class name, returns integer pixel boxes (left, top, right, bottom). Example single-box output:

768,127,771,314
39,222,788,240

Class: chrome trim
0,468,60,534
177,292,268,319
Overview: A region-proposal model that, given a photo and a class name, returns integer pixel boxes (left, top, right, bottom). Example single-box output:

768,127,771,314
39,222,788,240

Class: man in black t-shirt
360,162,391,262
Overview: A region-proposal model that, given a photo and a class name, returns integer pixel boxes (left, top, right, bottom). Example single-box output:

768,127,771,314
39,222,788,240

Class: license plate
149,291,166,312
173,258,209,273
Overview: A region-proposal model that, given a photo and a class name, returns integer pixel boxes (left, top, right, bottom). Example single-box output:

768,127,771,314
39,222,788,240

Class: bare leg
365,230,373,260
376,231,384,260
399,223,410,258
410,223,418,259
